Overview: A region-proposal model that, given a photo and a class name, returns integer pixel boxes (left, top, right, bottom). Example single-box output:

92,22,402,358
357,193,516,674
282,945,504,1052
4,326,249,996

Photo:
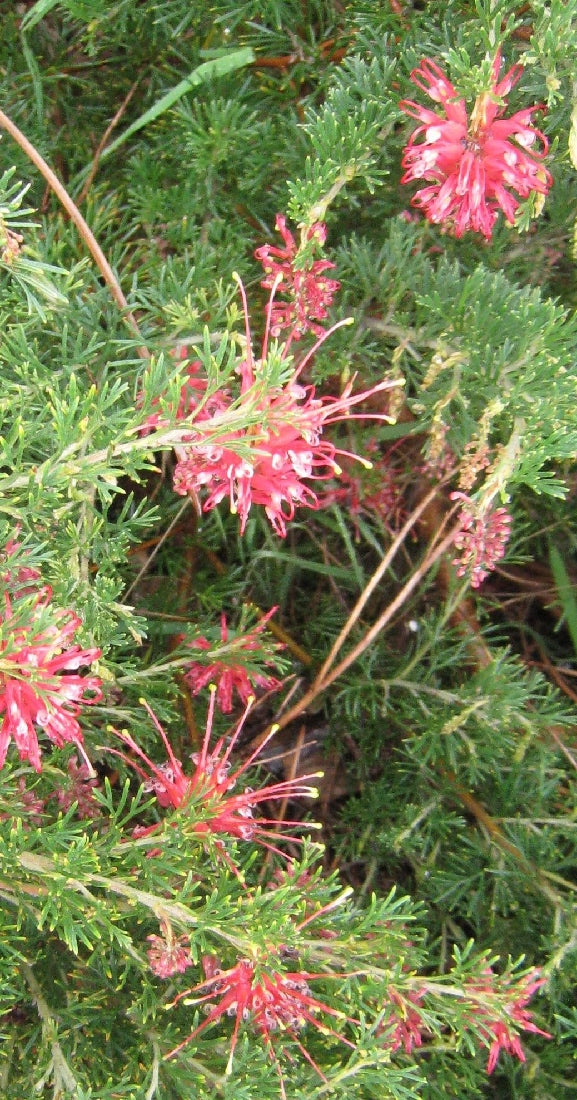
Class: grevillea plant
1,2,577,1099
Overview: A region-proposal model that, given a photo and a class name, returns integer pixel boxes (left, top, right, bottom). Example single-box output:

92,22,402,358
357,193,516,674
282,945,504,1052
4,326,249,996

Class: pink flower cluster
400,51,552,238
108,692,320,852
171,279,393,536
378,987,428,1054
464,968,550,1074
147,918,193,979
183,608,283,713
140,217,394,537
0,544,101,772
375,967,549,1072
172,277,393,536
167,954,355,1097
159,952,549,1088
451,491,512,586
254,213,340,343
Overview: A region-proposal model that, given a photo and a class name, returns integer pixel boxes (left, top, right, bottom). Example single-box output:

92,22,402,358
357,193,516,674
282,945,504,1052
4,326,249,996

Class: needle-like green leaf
100,49,255,159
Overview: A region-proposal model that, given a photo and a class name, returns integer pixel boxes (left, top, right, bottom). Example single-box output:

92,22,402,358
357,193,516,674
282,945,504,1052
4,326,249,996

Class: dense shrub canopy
1,2,576,1098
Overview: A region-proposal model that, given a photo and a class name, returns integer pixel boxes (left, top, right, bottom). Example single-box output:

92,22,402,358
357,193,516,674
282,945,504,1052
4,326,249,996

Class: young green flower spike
400,52,552,238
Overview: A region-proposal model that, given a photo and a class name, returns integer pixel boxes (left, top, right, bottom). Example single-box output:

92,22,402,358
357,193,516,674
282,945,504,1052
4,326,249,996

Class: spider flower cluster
373,967,549,1072
167,954,356,1098
254,213,340,343
0,542,101,772
378,986,428,1055
183,607,283,713
147,918,194,979
108,691,320,851
450,491,512,586
400,51,551,238
144,216,397,537
463,968,551,1074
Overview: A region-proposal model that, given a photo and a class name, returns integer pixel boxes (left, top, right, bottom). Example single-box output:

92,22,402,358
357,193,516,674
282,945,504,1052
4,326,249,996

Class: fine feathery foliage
1,2,576,1098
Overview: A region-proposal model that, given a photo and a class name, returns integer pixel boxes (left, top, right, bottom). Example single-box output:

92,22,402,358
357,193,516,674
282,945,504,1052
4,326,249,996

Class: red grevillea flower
378,987,428,1055
450,491,512,586
147,918,193,979
166,955,356,1097
463,968,550,1074
254,214,340,343
107,692,321,851
183,608,283,713
173,277,398,537
54,754,101,819
0,583,102,773
400,51,552,238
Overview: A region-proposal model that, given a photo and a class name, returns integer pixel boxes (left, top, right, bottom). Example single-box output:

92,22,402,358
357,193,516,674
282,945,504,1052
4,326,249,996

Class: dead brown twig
76,81,140,205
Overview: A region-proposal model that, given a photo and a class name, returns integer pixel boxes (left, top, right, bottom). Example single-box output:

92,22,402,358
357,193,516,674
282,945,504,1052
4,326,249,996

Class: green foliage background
0,1,576,1097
